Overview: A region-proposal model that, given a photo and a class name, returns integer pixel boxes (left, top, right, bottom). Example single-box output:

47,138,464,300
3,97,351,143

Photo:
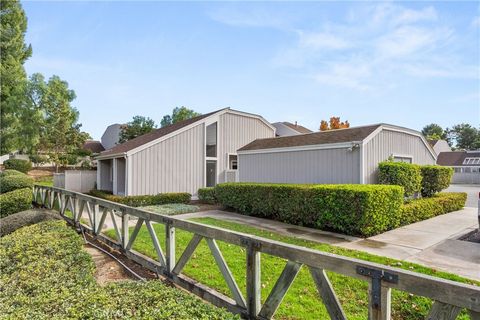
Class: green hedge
89,189,191,207
3,159,32,173
420,165,453,197
0,209,61,237
0,188,33,218
0,173,34,194
198,187,217,204
215,183,404,237
400,192,466,225
378,161,422,197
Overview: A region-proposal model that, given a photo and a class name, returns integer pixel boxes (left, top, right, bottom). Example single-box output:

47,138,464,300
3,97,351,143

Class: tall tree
421,123,446,140
0,0,32,154
319,117,350,131
446,124,480,150
161,106,201,127
38,75,87,170
119,115,156,143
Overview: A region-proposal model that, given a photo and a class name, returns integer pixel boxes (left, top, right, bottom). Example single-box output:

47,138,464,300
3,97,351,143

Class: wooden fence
32,185,480,320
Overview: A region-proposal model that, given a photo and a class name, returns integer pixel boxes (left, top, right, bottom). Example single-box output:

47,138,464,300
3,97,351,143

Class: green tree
446,124,480,150
0,0,32,154
38,75,87,170
160,106,201,127
119,115,156,143
421,123,446,140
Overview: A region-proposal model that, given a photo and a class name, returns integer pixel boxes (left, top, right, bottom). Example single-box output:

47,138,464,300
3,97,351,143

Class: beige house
96,108,275,196
238,124,436,184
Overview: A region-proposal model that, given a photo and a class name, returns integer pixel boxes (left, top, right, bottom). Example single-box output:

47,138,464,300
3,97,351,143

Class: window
393,156,412,163
206,122,217,157
463,157,480,165
228,154,238,170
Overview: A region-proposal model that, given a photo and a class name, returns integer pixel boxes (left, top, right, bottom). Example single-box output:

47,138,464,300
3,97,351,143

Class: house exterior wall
217,112,275,183
101,124,122,150
98,159,113,191
272,123,299,137
127,124,205,196
238,147,361,184
363,129,436,184
432,140,451,155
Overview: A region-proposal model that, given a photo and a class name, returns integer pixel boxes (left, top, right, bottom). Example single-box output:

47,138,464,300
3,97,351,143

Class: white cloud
298,31,351,50
314,63,372,91
472,16,480,28
208,6,289,29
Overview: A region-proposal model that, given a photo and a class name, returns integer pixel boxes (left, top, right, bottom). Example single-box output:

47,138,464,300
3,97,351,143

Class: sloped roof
100,109,222,157
437,151,480,166
282,122,313,134
239,124,381,151
82,140,105,153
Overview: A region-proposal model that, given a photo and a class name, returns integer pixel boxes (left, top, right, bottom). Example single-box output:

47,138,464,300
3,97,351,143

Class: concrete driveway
446,184,479,208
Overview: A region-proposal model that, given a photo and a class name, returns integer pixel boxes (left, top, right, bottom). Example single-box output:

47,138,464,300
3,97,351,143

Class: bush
0,169,24,177
400,192,466,225
420,165,454,197
0,188,33,218
89,189,191,207
378,161,422,197
198,187,217,204
3,159,32,173
29,154,49,166
0,173,34,194
0,209,61,236
215,183,404,237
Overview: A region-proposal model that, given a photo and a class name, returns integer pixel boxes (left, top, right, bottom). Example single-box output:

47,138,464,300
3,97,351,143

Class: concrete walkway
176,207,480,281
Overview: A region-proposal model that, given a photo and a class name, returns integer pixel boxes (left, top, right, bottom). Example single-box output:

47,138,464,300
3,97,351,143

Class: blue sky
23,1,479,140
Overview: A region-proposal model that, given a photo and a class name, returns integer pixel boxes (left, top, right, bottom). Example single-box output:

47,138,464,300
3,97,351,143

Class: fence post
246,242,261,319
166,223,175,273
122,212,129,249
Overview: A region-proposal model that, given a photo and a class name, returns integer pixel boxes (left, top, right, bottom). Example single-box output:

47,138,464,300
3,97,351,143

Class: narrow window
229,154,238,170
206,122,217,157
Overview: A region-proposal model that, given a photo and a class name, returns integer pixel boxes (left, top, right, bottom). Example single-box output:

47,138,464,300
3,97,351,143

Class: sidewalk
176,207,480,280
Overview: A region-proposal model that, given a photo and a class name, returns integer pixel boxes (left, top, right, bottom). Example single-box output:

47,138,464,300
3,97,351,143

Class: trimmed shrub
29,154,49,166
0,188,33,218
3,158,32,173
378,161,422,197
420,165,454,197
215,183,404,237
198,187,217,204
400,192,466,225
89,189,191,207
0,209,61,236
0,173,34,194
0,169,24,177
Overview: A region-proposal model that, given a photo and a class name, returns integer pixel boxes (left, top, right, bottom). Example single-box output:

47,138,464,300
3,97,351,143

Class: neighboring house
428,139,451,155
272,121,313,137
101,123,123,150
96,108,275,196
437,151,480,184
238,124,436,184
82,140,105,154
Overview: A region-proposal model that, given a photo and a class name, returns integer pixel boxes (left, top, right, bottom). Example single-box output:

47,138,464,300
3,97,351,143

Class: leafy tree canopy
446,123,480,150
319,117,350,131
421,123,446,140
160,106,201,127
119,116,156,143
0,0,32,154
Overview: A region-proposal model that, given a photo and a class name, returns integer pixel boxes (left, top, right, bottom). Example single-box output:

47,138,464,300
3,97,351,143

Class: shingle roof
82,140,105,153
99,109,223,157
437,151,480,166
282,122,313,134
239,124,381,151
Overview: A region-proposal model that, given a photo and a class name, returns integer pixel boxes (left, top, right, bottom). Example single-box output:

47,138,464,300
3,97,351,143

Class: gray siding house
101,123,123,150
238,124,436,184
272,122,313,137
96,108,275,196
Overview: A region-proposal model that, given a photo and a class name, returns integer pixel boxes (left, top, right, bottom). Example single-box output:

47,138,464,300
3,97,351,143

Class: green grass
140,203,200,215
34,175,53,187
0,220,237,319
105,218,478,320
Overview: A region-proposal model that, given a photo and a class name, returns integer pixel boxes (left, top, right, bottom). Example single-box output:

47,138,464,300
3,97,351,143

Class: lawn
0,220,237,320
34,175,53,187
105,218,478,320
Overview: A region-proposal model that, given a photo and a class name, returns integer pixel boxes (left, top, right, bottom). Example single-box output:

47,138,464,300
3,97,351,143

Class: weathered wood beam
206,238,246,308
426,301,461,320
165,223,175,273
173,234,203,275
125,218,144,251
246,243,261,318
368,283,391,320
258,260,302,319
121,212,130,249
145,220,166,267
309,267,347,320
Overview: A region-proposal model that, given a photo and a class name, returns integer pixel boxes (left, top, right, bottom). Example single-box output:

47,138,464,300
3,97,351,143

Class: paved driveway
446,184,479,208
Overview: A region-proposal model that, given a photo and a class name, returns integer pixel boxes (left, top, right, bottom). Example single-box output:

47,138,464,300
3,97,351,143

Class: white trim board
237,141,362,155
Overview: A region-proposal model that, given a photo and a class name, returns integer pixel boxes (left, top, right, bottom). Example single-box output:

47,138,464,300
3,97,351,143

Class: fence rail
32,185,480,320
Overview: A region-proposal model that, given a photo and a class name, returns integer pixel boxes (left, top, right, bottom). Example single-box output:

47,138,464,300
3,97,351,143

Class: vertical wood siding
217,113,275,183
239,148,360,184
128,125,204,196
363,130,436,184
